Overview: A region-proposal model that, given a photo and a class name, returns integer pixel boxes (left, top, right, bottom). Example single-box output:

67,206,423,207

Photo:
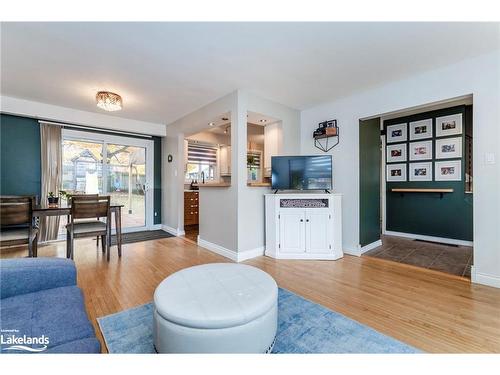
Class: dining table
32,202,123,257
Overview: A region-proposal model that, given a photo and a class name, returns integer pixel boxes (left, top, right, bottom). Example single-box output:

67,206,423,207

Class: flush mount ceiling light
96,91,123,112
208,122,215,126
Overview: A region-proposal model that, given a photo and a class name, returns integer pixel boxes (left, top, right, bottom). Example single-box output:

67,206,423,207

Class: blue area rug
97,288,419,353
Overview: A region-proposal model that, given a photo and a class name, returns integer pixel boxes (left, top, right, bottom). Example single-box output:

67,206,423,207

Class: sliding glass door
106,143,147,229
60,129,154,235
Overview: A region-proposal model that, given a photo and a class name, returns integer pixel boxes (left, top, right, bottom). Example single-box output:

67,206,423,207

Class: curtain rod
37,120,153,139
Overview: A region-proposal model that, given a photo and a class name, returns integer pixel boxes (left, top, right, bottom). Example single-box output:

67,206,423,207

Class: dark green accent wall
0,114,41,197
0,114,162,225
359,118,382,247
385,105,473,241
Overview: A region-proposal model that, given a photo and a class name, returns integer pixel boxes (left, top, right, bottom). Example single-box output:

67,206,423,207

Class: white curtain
40,123,62,241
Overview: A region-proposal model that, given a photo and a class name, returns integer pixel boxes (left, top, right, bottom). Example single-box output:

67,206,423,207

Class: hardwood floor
2,237,500,353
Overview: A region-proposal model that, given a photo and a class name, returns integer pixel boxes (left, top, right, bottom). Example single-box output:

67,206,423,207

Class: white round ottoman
153,263,278,353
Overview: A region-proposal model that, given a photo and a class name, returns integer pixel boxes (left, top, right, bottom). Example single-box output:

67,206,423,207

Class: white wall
300,51,500,287
162,91,239,249
1,96,166,136
162,90,300,256
237,92,301,253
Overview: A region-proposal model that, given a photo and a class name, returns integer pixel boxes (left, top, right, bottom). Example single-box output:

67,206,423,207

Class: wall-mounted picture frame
386,123,407,143
409,162,432,182
386,163,407,182
435,160,462,181
409,119,433,140
435,113,463,137
409,140,433,161
386,143,407,163
435,137,462,159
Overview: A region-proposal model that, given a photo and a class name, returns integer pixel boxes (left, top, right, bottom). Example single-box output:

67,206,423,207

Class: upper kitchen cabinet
264,122,283,177
219,145,231,176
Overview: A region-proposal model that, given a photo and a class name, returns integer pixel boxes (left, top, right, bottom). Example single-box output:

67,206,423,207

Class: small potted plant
47,191,59,206
59,190,68,201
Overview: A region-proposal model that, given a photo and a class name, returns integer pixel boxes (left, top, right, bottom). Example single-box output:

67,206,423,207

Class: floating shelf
391,188,454,199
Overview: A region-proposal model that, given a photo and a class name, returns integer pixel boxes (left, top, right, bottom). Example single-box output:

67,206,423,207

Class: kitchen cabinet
263,122,282,177
265,193,343,260
184,191,199,225
219,145,231,176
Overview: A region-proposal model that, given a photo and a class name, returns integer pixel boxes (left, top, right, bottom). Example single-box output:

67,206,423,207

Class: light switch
485,153,496,165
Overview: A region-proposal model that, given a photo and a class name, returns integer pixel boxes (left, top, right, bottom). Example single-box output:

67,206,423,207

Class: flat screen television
271,155,333,191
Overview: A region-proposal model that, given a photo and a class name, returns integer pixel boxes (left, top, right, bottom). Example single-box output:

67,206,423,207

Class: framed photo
409,162,432,182
436,113,462,137
409,119,433,140
436,137,462,159
409,140,433,161
386,163,407,182
386,123,407,143
386,143,407,163
435,160,462,181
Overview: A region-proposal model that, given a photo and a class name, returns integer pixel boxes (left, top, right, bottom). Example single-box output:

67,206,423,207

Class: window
185,142,217,182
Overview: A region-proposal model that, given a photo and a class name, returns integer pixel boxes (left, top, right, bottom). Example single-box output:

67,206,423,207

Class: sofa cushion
0,285,100,353
1,258,76,299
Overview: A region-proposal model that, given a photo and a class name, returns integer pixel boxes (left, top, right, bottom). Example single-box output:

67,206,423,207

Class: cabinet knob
306,219,309,222
300,219,303,222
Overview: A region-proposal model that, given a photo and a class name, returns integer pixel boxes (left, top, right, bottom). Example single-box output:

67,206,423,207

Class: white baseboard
161,225,185,237
384,230,473,247
196,238,265,262
358,239,382,255
197,237,238,261
343,246,360,256
237,246,265,262
151,224,163,230
471,266,500,288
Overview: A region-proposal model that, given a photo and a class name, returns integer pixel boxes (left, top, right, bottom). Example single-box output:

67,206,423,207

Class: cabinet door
220,145,231,176
279,211,305,253
305,211,331,254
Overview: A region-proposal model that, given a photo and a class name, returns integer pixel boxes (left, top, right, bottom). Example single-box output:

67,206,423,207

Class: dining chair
0,196,39,257
66,195,111,260
67,194,102,249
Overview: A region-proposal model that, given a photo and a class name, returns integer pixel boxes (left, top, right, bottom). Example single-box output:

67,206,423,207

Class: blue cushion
1,286,100,353
0,258,76,299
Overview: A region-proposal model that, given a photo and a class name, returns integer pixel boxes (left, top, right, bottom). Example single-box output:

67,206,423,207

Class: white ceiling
1,22,498,125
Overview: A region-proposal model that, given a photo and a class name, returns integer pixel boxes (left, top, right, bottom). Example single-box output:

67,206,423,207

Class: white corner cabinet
265,193,343,260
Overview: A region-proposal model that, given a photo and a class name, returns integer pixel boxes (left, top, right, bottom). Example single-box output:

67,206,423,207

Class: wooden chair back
67,194,99,205
70,196,110,222
0,196,36,227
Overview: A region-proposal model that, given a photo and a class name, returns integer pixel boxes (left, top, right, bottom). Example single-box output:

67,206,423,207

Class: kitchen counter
247,182,271,187
193,183,231,187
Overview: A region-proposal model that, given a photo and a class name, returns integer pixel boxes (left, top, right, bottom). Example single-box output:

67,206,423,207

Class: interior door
279,211,305,253
305,211,331,253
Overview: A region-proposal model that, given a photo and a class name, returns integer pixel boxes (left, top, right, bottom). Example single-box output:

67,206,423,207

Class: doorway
60,129,154,235
359,101,474,278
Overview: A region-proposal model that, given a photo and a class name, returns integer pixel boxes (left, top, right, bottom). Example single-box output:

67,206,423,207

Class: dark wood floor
2,237,500,353
364,235,472,277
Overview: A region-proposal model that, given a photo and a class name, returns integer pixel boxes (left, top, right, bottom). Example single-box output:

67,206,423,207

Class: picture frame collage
385,113,463,182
